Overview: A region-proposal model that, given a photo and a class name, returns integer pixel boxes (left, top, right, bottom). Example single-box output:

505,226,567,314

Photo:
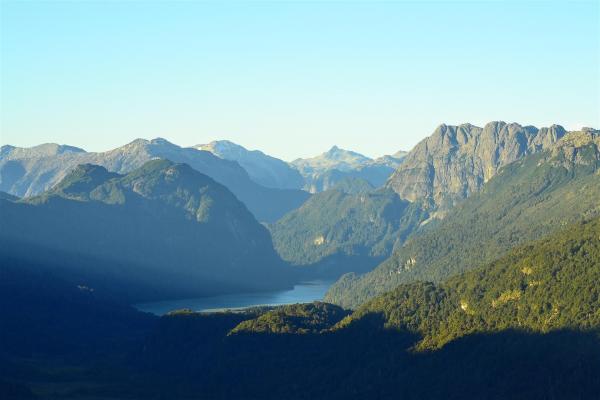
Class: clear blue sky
1,1,598,160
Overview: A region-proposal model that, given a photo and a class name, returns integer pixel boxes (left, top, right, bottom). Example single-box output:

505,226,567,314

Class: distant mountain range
0,159,293,302
269,122,590,281
2,122,600,399
0,138,309,222
196,140,305,190
292,146,407,192
2,122,591,282
197,141,408,193
0,137,410,221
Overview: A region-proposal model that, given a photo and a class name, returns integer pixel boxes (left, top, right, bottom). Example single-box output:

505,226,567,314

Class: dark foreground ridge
1,217,599,399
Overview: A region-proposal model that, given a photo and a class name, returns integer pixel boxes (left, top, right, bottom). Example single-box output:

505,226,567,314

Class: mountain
292,146,406,193
2,217,599,399
0,142,85,158
387,122,566,214
136,217,600,399
268,188,428,277
338,216,600,349
230,302,349,335
329,177,375,194
0,159,293,302
372,150,408,168
292,145,372,173
196,140,304,190
326,129,600,308
0,138,309,222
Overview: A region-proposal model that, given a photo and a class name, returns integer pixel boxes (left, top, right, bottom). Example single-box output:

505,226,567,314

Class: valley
3,2,598,397
2,124,599,400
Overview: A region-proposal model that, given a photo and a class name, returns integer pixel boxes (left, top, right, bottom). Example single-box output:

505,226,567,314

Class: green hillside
326,131,600,308
338,216,600,349
230,302,349,335
269,187,427,276
2,216,600,399
135,217,600,398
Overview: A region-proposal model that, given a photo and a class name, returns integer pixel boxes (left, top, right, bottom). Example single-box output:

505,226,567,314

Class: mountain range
0,138,309,222
4,213,598,399
196,140,305,190
326,128,600,308
292,146,407,192
0,159,293,302
2,121,600,399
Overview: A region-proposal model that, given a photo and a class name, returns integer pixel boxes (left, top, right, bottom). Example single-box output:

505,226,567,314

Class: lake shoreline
135,280,335,316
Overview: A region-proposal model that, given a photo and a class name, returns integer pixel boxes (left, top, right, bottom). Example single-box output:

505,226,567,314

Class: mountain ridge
0,138,309,222
0,159,294,302
196,140,305,190
292,145,406,193
326,129,600,308
386,121,567,213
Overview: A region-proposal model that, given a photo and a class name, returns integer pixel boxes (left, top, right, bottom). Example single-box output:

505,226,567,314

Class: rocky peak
195,140,305,190
373,151,407,168
149,137,175,146
326,145,341,156
196,140,254,159
548,129,600,169
292,146,372,174
386,122,569,211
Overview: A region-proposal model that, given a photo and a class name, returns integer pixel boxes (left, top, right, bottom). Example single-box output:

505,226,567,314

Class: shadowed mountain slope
0,159,294,302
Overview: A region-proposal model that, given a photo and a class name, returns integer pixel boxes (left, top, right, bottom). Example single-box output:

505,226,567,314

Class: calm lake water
135,280,334,315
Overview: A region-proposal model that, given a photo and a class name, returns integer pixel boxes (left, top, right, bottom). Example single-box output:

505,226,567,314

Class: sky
1,1,599,161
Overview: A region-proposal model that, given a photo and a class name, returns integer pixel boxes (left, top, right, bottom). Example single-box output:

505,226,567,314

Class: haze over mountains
2,121,599,399
291,146,407,192
0,138,311,222
196,140,305,190
0,159,293,302
1,121,594,283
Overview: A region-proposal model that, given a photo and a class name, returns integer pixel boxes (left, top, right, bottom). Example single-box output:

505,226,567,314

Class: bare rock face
386,122,567,211
548,129,600,169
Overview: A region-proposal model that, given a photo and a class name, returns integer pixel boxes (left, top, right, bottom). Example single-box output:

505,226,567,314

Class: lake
135,280,334,315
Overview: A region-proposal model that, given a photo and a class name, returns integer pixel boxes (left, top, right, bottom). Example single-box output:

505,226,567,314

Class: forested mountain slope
134,217,600,399
269,188,427,277
326,129,600,308
337,216,600,349
2,216,600,399
0,159,293,302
